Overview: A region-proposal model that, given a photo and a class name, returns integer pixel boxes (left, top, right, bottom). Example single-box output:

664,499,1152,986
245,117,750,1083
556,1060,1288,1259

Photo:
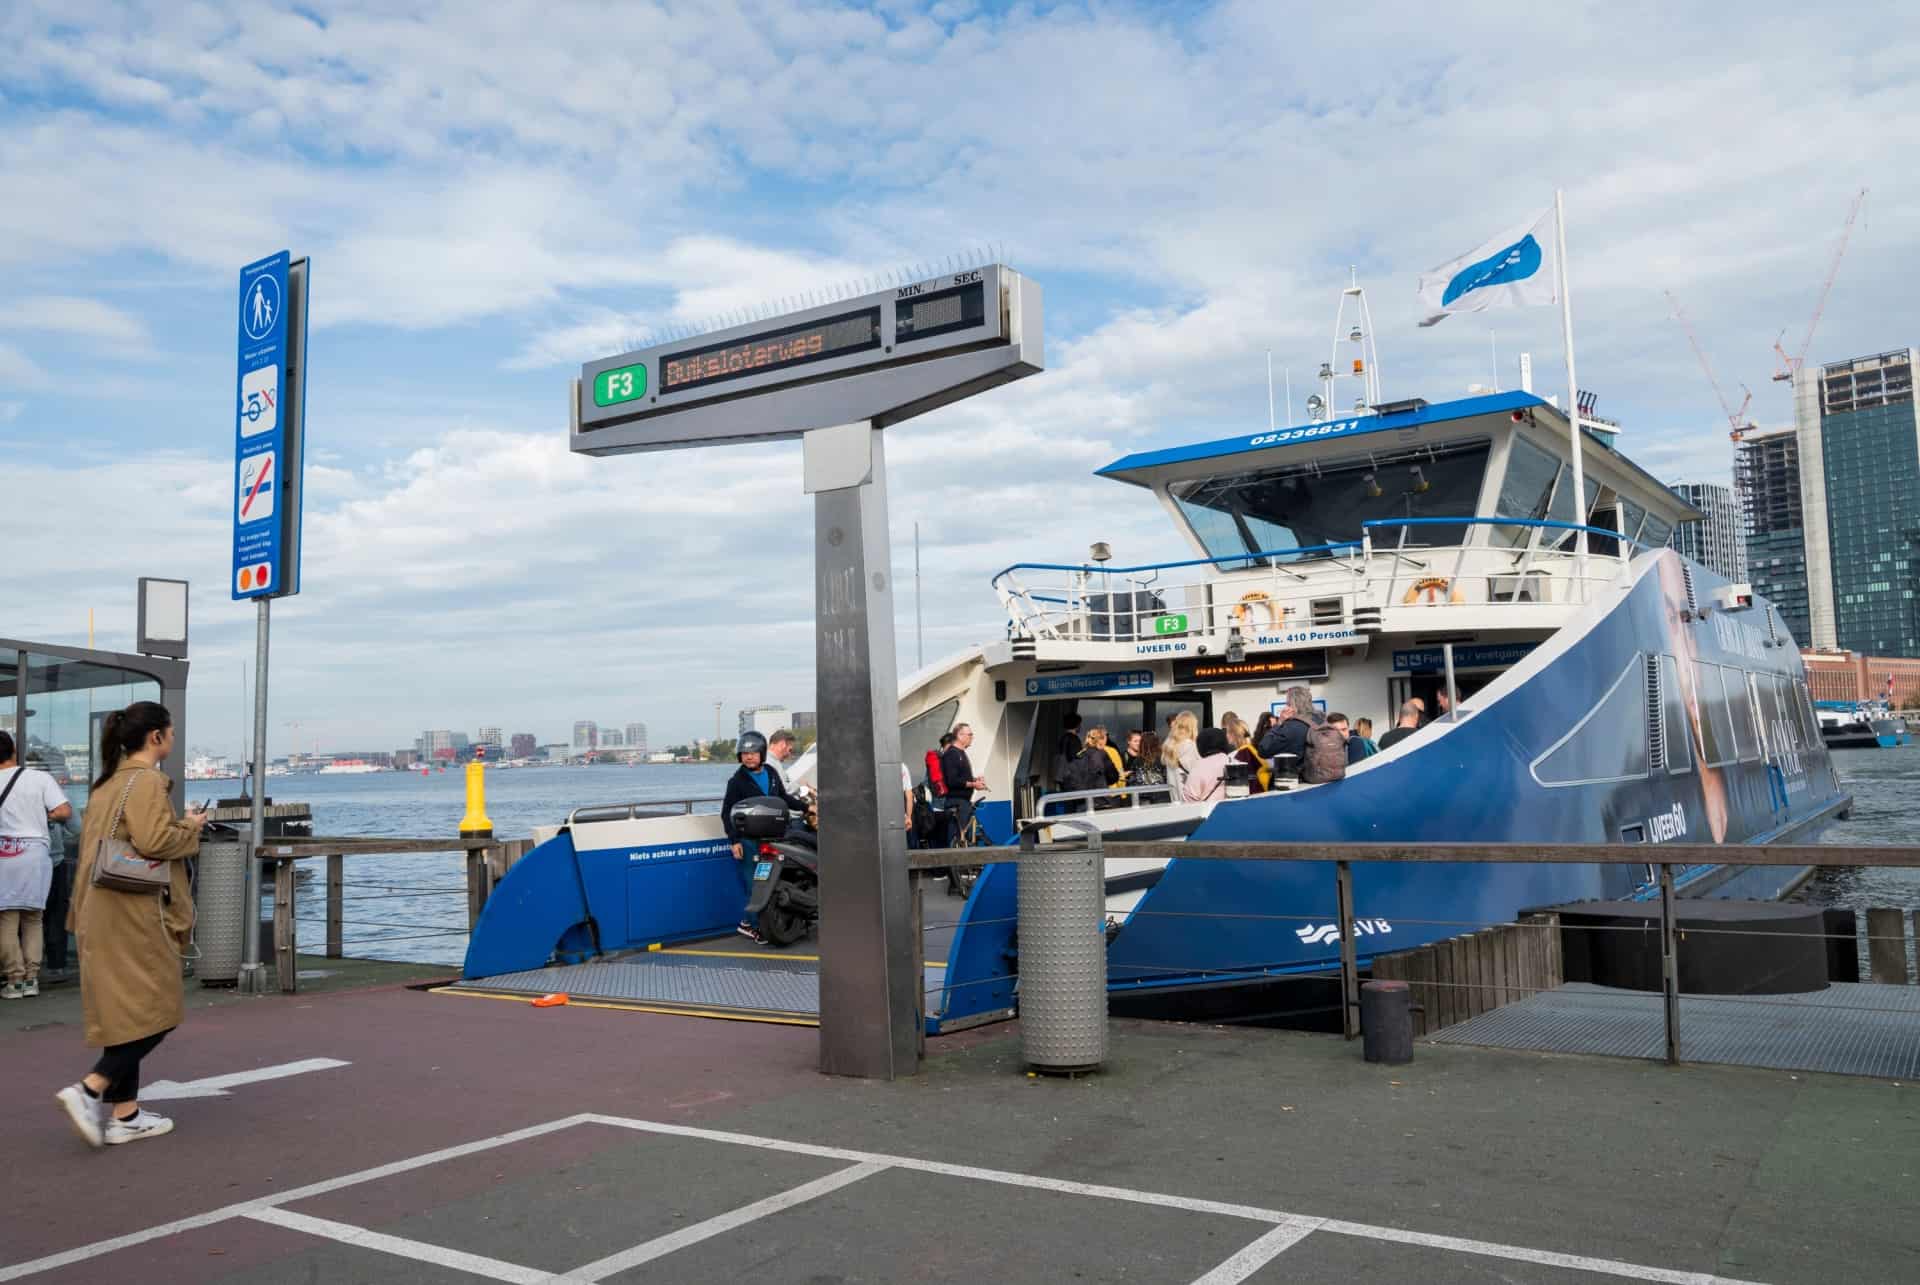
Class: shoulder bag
90,770,171,895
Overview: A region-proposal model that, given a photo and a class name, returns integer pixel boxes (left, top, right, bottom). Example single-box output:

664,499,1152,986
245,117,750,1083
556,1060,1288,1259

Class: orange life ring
1232,591,1280,632
1403,577,1465,605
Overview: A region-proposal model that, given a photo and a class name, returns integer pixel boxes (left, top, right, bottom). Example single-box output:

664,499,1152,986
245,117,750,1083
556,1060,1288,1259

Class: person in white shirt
0,731,75,1000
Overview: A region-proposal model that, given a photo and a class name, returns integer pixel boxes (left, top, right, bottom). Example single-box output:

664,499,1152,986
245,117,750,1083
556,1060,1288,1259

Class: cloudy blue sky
2,0,1913,756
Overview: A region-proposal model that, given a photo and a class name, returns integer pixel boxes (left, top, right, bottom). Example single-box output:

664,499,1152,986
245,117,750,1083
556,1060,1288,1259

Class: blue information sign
1392,643,1537,672
1025,669,1155,697
232,251,298,600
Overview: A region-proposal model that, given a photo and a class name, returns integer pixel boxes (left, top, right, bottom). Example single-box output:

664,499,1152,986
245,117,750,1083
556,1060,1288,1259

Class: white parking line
0,1114,597,1284
1189,1221,1323,1284
568,1161,890,1281
0,1112,1770,1285
244,1208,582,1284
582,1115,1766,1285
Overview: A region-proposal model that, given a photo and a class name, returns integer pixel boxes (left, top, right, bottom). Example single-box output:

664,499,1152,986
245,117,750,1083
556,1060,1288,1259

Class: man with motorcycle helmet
722,730,795,944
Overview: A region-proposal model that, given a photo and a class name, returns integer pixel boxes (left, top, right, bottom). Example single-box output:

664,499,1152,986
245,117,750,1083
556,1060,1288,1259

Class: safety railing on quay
905,837,1920,1074
990,518,1647,645
249,836,534,993
238,794,731,992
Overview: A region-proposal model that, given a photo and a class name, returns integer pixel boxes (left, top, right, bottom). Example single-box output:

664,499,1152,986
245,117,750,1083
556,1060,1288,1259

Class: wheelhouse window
1170,437,1491,567
1491,435,1560,548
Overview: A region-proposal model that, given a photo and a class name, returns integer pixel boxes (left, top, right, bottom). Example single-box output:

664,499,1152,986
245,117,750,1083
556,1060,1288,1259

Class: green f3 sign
1150,613,1188,635
593,363,647,407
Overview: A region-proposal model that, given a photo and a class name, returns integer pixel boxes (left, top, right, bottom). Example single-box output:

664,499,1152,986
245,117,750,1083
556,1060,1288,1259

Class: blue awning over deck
1096,390,1548,486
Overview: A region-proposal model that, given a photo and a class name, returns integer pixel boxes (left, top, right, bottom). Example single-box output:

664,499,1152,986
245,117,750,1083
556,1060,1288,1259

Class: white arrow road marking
140,1057,351,1101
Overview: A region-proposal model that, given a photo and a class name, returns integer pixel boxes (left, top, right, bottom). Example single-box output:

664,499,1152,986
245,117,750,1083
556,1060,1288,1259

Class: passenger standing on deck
721,731,794,945
939,723,987,845
1122,729,1144,775
1377,701,1423,750
1126,732,1173,804
1,731,74,1000
1352,717,1380,760
1182,728,1233,803
1161,711,1201,792
1222,714,1266,792
1325,714,1372,766
54,701,207,1148
1257,687,1318,771
767,728,799,771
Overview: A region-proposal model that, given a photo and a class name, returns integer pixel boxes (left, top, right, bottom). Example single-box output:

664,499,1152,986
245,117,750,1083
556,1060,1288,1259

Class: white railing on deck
992,519,1645,642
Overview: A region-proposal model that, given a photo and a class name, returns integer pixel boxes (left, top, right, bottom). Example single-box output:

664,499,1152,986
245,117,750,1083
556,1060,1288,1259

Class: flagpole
1554,187,1589,595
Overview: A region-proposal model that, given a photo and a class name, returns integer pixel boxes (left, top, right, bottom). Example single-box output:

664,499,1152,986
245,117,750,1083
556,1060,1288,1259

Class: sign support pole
806,422,918,1079
238,596,270,994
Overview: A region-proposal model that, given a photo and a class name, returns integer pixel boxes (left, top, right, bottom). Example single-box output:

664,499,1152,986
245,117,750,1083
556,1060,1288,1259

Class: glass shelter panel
7,649,165,805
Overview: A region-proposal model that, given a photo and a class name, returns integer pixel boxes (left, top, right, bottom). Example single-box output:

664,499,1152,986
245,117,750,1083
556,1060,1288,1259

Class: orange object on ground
531,992,570,1007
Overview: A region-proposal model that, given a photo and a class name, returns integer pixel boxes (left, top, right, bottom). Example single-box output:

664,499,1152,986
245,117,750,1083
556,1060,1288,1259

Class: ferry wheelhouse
465,389,1849,1032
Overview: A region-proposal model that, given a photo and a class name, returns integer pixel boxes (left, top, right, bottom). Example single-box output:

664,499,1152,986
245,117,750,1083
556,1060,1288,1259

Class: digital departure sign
573,263,1041,453
895,280,985,344
1172,650,1330,686
660,307,880,394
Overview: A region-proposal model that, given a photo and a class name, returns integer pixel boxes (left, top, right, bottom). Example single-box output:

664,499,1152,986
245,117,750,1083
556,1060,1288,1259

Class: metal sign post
572,263,1041,1078
232,250,310,994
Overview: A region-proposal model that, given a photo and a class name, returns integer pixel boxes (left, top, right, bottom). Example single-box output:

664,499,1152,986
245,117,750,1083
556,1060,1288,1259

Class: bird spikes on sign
644,244,1007,349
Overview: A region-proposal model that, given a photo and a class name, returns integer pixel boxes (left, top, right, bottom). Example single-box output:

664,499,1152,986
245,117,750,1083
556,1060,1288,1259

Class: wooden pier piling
1370,914,1564,1038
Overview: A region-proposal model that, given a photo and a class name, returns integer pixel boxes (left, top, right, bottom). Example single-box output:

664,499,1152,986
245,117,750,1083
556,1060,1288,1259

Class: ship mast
1310,268,1382,420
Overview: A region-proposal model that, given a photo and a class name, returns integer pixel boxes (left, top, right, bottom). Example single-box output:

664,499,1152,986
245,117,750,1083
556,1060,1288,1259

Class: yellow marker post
459,761,494,838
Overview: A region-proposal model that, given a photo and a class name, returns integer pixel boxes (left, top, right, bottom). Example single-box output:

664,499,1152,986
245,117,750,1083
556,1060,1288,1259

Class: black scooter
728,796,819,947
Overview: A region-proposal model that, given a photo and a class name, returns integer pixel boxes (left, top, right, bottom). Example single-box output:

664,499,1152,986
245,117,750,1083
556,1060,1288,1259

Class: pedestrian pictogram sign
231,251,308,600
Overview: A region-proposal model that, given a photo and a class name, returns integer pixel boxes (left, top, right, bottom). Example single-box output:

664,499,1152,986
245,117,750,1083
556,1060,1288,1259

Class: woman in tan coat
54,701,206,1148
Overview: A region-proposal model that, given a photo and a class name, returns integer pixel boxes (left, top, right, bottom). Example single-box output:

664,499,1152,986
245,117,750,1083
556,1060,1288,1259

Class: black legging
91,1028,171,1104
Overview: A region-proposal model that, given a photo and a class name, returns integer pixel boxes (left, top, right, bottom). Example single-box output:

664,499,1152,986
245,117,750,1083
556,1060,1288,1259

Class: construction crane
1772,187,1869,383
1665,290,1754,441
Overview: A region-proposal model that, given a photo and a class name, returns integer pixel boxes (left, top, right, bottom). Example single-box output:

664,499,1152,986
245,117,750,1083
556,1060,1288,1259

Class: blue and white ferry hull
929,550,1849,1031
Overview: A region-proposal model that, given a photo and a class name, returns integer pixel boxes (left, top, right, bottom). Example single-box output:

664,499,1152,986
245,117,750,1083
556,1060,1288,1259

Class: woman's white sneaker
105,1109,174,1144
55,1085,106,1148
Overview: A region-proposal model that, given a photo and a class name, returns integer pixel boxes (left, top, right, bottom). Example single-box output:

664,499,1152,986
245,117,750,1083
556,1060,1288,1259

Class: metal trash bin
193,832,251,985
1017,823,1107,1072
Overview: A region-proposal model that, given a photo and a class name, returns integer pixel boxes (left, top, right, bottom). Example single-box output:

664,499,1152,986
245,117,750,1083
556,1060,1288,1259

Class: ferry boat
464,311,1851,1032
318,758,384,774
1816,701,1906,750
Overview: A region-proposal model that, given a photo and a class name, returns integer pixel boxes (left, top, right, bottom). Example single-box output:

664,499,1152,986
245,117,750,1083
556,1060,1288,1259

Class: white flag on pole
1417,209,1557,326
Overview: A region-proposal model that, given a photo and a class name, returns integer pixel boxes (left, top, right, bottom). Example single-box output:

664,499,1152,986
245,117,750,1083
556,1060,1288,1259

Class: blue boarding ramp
459,800,984,1030
463,804,744,979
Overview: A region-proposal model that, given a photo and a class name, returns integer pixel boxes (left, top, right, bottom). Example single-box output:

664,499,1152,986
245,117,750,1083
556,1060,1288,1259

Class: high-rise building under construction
1735,426,1811,646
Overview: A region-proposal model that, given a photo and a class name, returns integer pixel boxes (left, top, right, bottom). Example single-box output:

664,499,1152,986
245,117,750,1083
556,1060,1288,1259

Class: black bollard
1360,979,1413,1065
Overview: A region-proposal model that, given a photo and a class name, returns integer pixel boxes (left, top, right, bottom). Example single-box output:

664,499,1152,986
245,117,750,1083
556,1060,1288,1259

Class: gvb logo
1295,919,1393,945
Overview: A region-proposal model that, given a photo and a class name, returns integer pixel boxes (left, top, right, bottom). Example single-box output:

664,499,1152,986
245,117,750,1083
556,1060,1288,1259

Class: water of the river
206,748,1920,970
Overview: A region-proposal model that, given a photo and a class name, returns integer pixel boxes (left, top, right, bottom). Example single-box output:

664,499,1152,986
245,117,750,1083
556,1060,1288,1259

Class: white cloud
0,295,152,346
0,342,50,389
4,0,1919,750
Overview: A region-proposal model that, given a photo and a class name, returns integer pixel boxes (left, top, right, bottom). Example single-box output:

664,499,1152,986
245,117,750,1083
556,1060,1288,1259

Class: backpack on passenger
1300,724,1349,784
1061,748,1111,795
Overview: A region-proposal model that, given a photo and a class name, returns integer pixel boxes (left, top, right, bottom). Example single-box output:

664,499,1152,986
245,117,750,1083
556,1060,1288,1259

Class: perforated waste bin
193,833,250,985
1017,826,1107,1072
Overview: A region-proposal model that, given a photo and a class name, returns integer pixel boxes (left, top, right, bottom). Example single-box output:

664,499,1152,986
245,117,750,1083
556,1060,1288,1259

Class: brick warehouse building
1801,650,1920,708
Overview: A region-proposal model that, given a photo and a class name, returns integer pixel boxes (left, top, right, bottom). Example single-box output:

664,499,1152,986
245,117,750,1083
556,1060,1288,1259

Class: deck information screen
1172,650,1330,686
660,307,880,393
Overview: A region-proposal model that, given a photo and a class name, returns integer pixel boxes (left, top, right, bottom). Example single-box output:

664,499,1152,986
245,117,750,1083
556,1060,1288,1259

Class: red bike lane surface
0,980,820,1268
